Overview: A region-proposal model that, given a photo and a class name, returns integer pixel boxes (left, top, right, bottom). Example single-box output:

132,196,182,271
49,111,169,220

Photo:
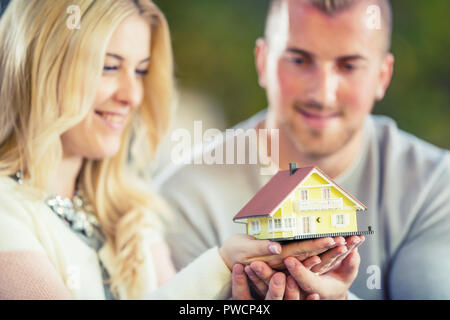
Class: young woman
0,0,286,299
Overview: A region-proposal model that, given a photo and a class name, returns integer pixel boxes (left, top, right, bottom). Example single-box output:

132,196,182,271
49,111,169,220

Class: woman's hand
219,234,282,270
218,234,342,271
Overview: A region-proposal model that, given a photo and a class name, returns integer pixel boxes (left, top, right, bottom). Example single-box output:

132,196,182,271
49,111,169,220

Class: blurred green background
155,0,450,149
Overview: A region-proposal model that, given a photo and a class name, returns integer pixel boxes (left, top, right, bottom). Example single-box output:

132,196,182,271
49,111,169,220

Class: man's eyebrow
106,53,151,63
286,48,314,58
338,55,367,61
285,48,367,61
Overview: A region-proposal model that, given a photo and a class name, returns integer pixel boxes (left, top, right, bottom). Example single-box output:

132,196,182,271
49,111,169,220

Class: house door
297,216,315,235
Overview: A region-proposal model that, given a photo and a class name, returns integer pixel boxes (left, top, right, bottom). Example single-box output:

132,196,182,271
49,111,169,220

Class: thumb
260,240,282,256
241,239,281,265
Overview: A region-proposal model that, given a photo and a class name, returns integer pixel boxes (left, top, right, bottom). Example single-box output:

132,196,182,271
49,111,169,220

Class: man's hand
232,264,291,300
284,248,361,300
245,236,343,270
241,235,364,299
310,235,365,274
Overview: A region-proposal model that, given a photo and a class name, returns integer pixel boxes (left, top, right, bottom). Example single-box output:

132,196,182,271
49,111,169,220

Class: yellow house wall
295,209,357,235
246,171,360,240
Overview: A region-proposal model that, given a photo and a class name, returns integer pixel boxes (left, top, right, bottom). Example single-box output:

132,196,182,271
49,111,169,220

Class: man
155,0,450,299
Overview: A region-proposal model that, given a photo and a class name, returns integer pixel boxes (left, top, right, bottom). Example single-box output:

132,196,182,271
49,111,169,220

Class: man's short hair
265,0,392,53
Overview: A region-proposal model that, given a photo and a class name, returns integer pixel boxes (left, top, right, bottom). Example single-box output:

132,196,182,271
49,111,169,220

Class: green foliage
156,0,449,149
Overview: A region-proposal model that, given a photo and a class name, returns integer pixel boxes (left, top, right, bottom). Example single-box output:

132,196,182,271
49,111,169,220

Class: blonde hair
0,0,174,299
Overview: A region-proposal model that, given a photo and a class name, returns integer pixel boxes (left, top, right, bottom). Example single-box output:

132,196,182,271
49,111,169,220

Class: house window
268,218,282,232
332,214,349,228
322,188,331,200
284,217,296,230
274,218,282,231
300,189,308,201
250,220,261,235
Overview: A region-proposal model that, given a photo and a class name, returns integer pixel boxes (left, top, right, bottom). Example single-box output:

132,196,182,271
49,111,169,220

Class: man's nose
306,66,339,108
115,71,142,108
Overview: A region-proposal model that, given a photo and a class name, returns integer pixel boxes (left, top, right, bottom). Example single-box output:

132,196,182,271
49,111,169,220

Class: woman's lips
94,110,127,130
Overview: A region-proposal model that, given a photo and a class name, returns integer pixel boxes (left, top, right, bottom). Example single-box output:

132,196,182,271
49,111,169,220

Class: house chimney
289,163,297,176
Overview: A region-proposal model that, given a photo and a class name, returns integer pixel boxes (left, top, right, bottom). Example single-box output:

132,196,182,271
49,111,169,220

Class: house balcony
295,198,344,212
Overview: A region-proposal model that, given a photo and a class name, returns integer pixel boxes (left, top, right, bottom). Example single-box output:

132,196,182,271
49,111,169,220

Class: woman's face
61,14,151,160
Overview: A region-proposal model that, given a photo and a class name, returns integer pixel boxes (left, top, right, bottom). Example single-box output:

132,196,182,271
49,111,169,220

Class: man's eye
342,63,356,71
291,57,305,65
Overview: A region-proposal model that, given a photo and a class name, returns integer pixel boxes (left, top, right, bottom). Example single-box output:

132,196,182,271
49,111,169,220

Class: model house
233,164,373,241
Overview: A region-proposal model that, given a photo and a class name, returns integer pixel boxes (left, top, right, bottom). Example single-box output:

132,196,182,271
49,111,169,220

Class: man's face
256,0,394,158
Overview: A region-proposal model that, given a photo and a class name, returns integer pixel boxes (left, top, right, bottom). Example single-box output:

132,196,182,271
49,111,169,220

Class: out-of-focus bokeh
1,0,448,152
154,0,450,149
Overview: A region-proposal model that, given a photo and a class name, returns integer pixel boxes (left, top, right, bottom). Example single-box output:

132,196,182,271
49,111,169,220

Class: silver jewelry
45,191,101,238
11,171,101,239
14,171,23,185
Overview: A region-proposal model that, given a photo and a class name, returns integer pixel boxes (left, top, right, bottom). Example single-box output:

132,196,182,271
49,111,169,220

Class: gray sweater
155,111,450,300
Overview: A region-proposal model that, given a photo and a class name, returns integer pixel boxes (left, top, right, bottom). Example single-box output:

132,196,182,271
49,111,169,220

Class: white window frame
331,213,349,228
283,217,296,230
249,220,261,235
297,216,316,235
274,218,282,231
300,189,309,201
322,187,331,200
268,218,283,232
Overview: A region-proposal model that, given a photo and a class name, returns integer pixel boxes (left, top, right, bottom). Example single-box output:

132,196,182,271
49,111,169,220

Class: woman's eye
136,69,149,76
103,65,119,72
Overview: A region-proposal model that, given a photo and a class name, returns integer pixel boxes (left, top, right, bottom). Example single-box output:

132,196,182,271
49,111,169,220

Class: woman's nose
115,70,143,108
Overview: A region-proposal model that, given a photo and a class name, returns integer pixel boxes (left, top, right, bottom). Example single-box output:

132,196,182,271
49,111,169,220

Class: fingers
284,276,300,300
328,236,364,272
284,257,321,294
231,264,253,300
244,265,268,298
312,236,365,274
310,245,347,274
245,261,302,300
306,293,320,300
265,272,286,300
243,240,282,264
282,237,337,261
302,255,322,271
248,261,276,285
333,248,361,282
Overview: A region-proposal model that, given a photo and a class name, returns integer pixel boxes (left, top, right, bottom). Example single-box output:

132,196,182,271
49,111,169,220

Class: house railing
295,198,343,212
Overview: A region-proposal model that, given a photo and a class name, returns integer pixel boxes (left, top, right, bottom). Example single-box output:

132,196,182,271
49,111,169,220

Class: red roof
233,166,315,220
233,166,366,221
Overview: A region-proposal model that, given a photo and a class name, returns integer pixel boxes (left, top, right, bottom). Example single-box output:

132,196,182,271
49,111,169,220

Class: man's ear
255,38,268,89
375,53,394,101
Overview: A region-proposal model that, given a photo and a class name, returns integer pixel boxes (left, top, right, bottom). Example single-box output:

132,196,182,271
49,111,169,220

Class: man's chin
293,132,353,159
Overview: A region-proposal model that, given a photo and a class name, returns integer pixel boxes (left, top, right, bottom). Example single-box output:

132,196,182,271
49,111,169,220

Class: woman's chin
86,144,121,161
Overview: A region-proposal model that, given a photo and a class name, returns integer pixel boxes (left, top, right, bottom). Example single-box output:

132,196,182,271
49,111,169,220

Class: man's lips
294,106,341,119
